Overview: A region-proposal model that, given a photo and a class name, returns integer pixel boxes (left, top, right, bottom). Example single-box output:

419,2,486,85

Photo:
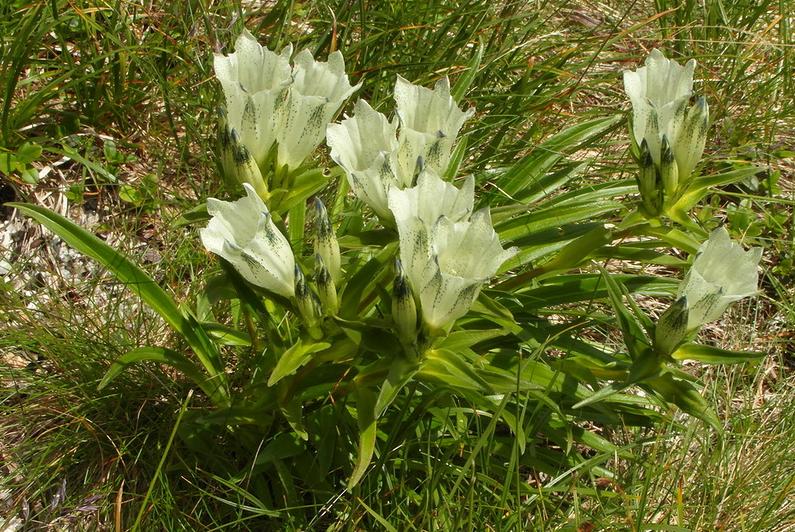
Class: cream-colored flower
672,96,709,184
679,226,761,329
624,49,709,189
327,99,400,219
655,227,761,355
387,168,474,231
276,49,361,170
201,183,295,298
393,75,474,183
213,30,292,168
623,49,695,167
388,170,515,331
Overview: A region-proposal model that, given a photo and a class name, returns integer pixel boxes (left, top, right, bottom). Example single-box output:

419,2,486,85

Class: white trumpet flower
388,171,516,332
213,30,293,168
678,226,761,330
655,227,761,355
388,169,475,230
624,49,709,189
277,49,361,170
673,96,709,184
623,49,695,167
393,75,474,183
327,99,400,219
201,183,295,298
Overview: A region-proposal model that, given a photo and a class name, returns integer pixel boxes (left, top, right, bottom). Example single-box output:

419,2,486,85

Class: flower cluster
214,30,361,197
389,170,517,334
203,33,759,369
327,76,474,221
623,49,709,215
203,35,514,339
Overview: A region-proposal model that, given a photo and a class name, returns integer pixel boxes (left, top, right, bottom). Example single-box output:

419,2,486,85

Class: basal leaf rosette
655,226,761,356
388,170,516,334
201,183,296,298
276,49,361,171
394,75,475,183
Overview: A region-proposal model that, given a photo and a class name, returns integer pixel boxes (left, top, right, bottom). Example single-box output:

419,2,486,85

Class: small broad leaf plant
11,32,763,487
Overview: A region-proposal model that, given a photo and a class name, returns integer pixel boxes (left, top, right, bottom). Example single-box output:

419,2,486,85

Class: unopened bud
230,129,270,201
313,198,341,283
392,260,418,342
674,96,709,182
655,296,689,357
660,134,679,199
217,108,237,188
638,139,663,217
314,254,338,316
294,265,322,334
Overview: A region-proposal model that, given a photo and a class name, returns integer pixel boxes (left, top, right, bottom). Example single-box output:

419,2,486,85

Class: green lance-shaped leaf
497,115,622,203
669,165,762,219
643,372,721,431
288,199,306,256
375,357,419,418
419,348,494,393
270,167,334,215
348,386,378,489
598,265,652,361
201,321,252,346
9,203,229,405
672,343,765,364
268,338,331,387
451,37,484,101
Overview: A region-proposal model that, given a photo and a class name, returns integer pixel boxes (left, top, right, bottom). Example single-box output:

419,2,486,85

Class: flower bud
654,296,689,357
660,134,679,199
217,108,237,187
294,265,322,334
638,139,663,217
313,198,341,284
392,260,418,342
230,129,270,200
674,96,709,182
314,254,338,316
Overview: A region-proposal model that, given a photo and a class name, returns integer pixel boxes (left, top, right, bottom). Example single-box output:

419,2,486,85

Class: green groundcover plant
7,30,766,520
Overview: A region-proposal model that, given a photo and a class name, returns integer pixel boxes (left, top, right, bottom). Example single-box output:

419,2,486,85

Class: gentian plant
9,35,765,497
